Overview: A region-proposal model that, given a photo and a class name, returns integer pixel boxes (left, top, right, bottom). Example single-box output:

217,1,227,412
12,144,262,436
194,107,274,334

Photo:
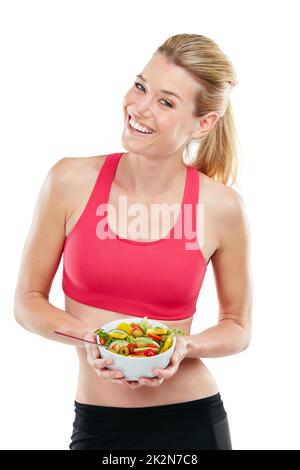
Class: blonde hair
155,33,241,187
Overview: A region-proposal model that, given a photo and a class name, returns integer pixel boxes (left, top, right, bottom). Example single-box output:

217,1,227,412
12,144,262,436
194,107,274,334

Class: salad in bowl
95,316,185,381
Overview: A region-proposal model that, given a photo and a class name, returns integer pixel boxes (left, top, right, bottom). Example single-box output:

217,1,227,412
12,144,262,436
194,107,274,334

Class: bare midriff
65,295,219,408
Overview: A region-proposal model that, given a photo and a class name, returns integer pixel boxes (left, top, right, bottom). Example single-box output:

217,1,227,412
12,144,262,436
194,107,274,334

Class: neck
121,152,187,198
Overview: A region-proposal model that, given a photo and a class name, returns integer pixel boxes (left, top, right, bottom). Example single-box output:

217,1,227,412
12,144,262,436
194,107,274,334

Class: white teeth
129,116,155,134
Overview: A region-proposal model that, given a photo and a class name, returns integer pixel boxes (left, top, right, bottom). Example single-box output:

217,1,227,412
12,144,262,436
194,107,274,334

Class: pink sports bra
62,152,207,321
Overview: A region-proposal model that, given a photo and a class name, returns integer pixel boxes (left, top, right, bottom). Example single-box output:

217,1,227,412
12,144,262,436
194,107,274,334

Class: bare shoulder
198,171,249,250
50,154,107,185
51,154,109,220
217,184,250,252
199,170,244,205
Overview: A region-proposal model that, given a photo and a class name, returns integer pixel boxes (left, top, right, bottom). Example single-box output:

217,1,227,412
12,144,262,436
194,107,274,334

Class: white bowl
96,317,176,381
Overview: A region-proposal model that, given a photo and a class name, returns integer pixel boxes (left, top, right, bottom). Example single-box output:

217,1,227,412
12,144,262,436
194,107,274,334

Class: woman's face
121,53,206,160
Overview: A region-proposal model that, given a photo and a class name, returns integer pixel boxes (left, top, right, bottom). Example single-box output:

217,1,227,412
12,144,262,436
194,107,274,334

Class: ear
191,112,219,140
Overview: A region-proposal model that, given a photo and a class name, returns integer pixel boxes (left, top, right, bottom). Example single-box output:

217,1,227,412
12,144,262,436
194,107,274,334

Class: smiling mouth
127,114,156,135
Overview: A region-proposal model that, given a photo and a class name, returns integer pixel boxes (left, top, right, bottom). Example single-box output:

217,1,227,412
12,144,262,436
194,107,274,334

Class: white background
1,0,299,450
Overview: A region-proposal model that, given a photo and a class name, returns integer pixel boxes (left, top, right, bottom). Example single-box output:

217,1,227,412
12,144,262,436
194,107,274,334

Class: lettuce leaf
94,329,112,347
171,328,185,336
126,334,137,343
137,316,153,333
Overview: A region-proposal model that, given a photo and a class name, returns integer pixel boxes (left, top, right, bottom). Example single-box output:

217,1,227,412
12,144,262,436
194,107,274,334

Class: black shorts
69,392,232,450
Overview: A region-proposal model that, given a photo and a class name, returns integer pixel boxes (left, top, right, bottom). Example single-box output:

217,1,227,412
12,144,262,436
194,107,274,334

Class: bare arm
185,188,253,358
13,158,93,345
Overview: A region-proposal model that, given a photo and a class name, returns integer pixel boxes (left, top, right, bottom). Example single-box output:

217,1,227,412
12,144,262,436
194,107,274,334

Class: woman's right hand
84,333,125,383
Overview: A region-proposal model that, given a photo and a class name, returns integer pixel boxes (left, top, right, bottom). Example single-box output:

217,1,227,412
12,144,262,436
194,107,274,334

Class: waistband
73,393,227,431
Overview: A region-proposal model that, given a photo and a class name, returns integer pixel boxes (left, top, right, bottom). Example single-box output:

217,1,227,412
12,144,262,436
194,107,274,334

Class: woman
13,34,252,450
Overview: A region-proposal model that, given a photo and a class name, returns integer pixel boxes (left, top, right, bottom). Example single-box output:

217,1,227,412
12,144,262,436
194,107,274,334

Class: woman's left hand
118,335,189,389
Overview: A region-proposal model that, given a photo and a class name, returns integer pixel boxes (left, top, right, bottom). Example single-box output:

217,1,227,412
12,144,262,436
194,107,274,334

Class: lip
127,114,156,136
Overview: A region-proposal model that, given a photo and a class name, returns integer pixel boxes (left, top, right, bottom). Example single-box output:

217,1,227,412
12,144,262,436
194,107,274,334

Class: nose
133,95,153,117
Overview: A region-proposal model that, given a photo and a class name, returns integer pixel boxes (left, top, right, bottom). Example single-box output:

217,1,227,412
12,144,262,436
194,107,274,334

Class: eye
134,82,173,108
134,82,145,92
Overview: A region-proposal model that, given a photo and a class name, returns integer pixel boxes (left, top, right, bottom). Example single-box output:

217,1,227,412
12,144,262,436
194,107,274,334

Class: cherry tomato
128,343,136,354
143,349,157,357
131,323,144,333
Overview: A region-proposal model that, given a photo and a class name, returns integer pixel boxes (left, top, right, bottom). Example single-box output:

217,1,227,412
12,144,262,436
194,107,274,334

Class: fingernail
116,373,123,378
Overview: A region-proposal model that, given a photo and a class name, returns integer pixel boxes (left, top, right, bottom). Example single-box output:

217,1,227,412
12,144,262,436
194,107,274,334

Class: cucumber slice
133,347,158,352
108,340,129,348
107,328,129,335
133,337,160,347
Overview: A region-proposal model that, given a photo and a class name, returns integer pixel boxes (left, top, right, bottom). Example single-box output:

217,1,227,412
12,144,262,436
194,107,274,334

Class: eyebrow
136,74,182,102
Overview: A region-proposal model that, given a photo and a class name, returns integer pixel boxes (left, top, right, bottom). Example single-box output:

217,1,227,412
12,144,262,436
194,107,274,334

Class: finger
157,369,171,379
153,368,171,380
111,378,125,385
169,350,181,367
139,378,164,387
154,358,179,379
95,374,123,384
117,379,127,386
90,357,114,369
96,367,124,381
84,333,99,360
117,379,143,389
116,379,138,388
